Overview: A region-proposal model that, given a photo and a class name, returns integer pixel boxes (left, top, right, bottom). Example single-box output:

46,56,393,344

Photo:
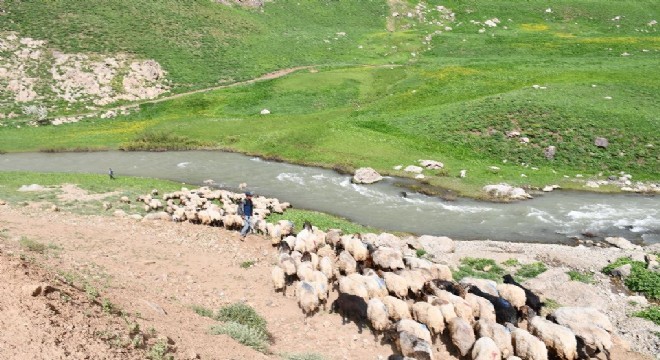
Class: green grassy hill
1,0,658,196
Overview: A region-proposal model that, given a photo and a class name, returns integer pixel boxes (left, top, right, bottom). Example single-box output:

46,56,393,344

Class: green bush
416,249,427,258
191,305,214,319
210,322,269,353
633,306,660,326
603,257,660,300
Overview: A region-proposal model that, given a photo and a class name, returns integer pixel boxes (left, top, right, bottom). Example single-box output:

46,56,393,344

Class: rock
459,170,467,178
50,205,59,212
128,214,143,220
0,199,6,205
113,209,127,217
505,130,520,138
393,165,403,170
585,181,600,188
417,235,455,256
542,185,554,192
483,184,532,200
18,184,48,192
419,160,443,169
610,264,632,278
404,165,423,173
627,295,648,306
260,109,270,115
544,146,556,160
142,299,167,315
604,237,640,250
352,167,383,184
102,202,112,210
520,137,530,143
594,137,609,148
415,174,425,179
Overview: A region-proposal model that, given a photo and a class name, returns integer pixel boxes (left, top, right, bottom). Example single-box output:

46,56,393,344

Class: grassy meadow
1,0,658,197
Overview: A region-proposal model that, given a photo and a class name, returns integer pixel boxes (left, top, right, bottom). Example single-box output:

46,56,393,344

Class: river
1,151,658,244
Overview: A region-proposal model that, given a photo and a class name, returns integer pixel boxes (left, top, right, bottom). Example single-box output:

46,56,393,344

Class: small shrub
191,305,214,318
210,322,269,353
102,298,115,314
19,237,46,253
240,260,255,269
147,339,173,360
215,303,268,335
633,306,660,325
567,270,594,284
84,284,100,300
502,258,520,267
516,262,547,280
415,248,427,258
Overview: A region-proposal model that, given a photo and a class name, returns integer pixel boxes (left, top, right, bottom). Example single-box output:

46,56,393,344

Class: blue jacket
238,199,253,217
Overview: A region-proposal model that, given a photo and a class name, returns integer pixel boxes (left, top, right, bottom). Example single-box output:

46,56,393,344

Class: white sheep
271,266,285,292
472,337,501,360
432,289,474,324
397,269,425,296
372,247,405,270
431,298,457,323
367,298,391,332
476,320,514,358
319,256,334,281
448,317,476,357
383,271,409,298
362,273,388,298
382,296,412,321
509,325,548,360
325,229,342,248
338,274,369,299
497,283,527,309
411,301,445,336
396,319,433,359
296,281,320,316
278,253,297,276
465,293,497,323
337,250,357,275
296,262,315,282
528,316,577,360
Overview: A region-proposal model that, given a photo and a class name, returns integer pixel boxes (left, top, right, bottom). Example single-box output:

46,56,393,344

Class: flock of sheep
127,187,616,360
270,226,616,360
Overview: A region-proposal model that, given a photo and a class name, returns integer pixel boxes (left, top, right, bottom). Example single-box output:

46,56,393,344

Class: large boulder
483,184,532,200
352,167,383,184
417,235,455,257
419,159,444,169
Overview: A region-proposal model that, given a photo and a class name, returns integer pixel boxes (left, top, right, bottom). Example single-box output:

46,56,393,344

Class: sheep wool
511,327,548,360
472,337,501,360
367,298,391,332
382,296,412,321
319,256,334,281
271,266,285,291
383,271,409,298
448,317,476,357
296,281,320,315
528,316,577,360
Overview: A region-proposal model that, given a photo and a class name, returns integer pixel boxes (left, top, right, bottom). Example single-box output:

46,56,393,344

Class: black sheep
331,293,368,332
466,285,518,325
503,274,544,313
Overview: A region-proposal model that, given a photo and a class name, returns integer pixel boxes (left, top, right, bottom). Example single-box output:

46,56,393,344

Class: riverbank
0,201,657,359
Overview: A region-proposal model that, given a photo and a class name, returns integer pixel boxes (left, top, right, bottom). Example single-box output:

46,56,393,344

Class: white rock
404,165,423,173
260,109,271,115
353,167,383,184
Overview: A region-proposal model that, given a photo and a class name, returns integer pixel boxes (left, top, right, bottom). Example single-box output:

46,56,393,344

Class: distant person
238,191,254,240
108,168,115,180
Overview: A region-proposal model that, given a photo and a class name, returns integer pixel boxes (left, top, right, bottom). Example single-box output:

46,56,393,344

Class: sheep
396,319,433,360
325,229,342,248
549,307,612,360
349,236,369,262
527,310,577,360
271,266,285,292
282,235,296,250
149,198,162,210
472,337,501,360
338,274,369,299
431,299,457,323
448,317,476,357
337,250,358,275
503,274,544,313
278,220,294,237
367,298,391,333
310,271,329,306
497,283,527,309
362,273,388,299
382,296,412,321
296,261,315,282
319,256,334,281
278,253,297,276
397,269,425,297
476,319,514,358
508,324,548,360
430,264,453,281
425,285,475,324
119,196,131,204
223,214,243,230
267,223,282,243
467,284,518,325
411,302,445,336
331,292,368,330
296,281,320,317
372,247,405,270
383,272,409,298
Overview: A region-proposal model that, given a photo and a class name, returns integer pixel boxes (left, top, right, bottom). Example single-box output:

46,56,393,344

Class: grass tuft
515,262,547,280
19,237,47,253
214,303,268,336
453,257,505,282
210,322,269,353
567,270,594,284
191,305,214,319
240,260,255,269
603,257,660,300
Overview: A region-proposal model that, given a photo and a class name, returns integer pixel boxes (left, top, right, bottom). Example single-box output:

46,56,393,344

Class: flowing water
1,151,658,245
